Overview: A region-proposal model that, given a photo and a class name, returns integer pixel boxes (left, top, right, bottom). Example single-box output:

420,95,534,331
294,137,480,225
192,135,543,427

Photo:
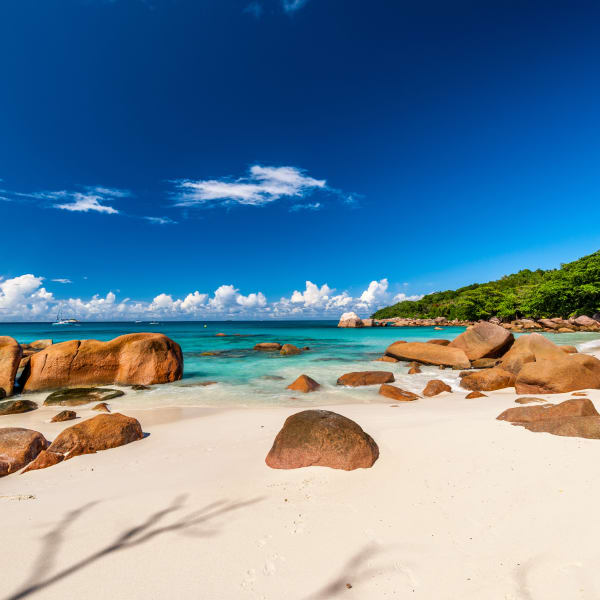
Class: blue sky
0,0,599,320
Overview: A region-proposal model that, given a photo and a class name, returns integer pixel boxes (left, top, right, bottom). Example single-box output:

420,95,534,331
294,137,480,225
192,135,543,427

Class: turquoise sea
4,321,600,409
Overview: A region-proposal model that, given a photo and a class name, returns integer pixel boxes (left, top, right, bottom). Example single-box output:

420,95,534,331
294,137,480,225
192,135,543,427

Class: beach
3,385,600,599
2,322,600,599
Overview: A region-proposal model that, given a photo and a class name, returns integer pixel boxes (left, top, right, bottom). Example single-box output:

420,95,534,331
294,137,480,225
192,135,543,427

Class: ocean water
4,321,600,410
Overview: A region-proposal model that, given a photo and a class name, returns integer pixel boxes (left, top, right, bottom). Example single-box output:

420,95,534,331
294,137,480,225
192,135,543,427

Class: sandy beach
3,385,600,600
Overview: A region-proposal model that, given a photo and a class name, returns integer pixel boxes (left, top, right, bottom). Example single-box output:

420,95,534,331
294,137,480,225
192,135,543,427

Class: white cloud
144,216,177,225
173,165,326,208
393,292,424,302
51,278,72,284
54,191,120,214
0,273,422,321
289,202,321,212
282,0,309,12
358,278,389,306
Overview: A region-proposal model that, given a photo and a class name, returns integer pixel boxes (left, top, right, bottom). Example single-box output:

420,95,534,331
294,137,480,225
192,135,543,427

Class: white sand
2,388,600,599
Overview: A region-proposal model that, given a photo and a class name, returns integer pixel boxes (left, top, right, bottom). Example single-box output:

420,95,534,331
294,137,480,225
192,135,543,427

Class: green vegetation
372,250,600,322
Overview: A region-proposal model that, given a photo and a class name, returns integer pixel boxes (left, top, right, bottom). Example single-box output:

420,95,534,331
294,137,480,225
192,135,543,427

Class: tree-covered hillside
372,250,600,321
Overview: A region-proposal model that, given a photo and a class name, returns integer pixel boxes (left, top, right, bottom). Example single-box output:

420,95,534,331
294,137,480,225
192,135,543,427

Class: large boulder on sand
47,413,143,460
265,409,379,470
0,428,48,477
0,336,22,397
460,367,516,391
514,354,600,394
21,333,183,392
337,371,394,386
499,333,565,375
448,322,514,361
497,398,598,423
22,450,65,473
520,416,600,439
287,375,320,393
385,342,470,369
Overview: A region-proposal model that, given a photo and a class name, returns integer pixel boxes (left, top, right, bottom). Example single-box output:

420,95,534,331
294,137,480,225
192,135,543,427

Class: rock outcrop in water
385,342,470,370
21,333,183,392
287,374,320,393
337,371,395,386
265,409,379,470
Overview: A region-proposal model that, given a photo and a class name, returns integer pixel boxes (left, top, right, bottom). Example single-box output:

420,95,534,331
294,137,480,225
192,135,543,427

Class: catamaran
52,308,80,326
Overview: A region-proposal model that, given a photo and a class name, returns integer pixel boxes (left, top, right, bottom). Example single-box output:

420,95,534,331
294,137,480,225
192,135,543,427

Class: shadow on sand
5,494,263,600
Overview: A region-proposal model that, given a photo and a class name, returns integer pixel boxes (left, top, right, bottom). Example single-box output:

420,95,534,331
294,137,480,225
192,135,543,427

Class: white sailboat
52,306,80,326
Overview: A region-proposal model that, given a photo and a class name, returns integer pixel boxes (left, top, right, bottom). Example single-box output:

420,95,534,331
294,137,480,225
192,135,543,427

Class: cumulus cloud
0,273,420,321
173,165,327,209
393,292,424,302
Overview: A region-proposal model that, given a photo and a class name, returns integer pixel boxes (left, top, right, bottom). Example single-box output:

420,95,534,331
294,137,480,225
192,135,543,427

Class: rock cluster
497,398,600,440
338,313,600,332
21,333,183,392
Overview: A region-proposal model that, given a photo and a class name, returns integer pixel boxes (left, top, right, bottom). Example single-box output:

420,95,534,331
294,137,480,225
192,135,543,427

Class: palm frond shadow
6,494,263,600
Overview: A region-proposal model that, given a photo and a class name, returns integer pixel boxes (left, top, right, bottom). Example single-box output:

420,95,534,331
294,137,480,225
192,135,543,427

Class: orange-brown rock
572,392,588,397
497,398,598,423
254,342,282,351
471,358,500,369
377,355,399,363
560,345,578,354
22,450,64,473
0,336,22,397
465,391,487,399
51,410,77,422
515,354,600,394
407,365,421,374
515,397,546,404
47,413,143,459
92,402,110,413
449,322,514,361
0,399,38,415
427,339,450,346
558,327,574,333
22,333,183,392
538,319,560,330
422,379,451,397
499,333,565,375
215,333,227,337
265,409,379,470
460,367,516,391
287,375,320,393
280,344,301,356
385,342,470,369
337,371,394,387
378,384,419,402
0,428,48,477
520,416,600,439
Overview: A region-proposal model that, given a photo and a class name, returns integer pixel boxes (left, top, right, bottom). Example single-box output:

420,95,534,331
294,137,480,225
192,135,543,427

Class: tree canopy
372,250,600,321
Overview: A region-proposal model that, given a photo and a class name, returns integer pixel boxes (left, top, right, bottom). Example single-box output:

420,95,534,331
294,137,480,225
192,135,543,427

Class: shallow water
4,321,600,409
